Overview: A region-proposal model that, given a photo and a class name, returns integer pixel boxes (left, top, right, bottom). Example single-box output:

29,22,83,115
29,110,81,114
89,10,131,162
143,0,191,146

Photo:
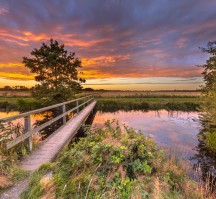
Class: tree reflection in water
33,108,64,139
191,127,216,190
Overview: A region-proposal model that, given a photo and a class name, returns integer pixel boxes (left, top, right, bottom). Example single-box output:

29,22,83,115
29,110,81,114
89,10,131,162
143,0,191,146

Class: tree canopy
200,41,216,93
200,41,216,126
23,39,85,104
199,41,216,154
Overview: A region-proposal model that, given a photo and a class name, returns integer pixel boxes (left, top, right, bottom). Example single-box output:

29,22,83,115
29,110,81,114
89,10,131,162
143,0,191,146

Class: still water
92,110,200,159
0,110,200,159
1,110,215,179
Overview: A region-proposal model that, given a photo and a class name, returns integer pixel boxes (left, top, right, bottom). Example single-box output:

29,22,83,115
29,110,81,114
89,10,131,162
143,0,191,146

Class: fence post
62,104,66,124
76,100,79,114
24,115,32,151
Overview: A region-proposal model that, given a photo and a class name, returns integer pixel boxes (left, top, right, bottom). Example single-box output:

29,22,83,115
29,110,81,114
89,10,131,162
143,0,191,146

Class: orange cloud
0,29,113,49
63,36,112,48
0,62,34,81
0,72,34,81
0,30,49,46
82,67,203,79
82,54,130,67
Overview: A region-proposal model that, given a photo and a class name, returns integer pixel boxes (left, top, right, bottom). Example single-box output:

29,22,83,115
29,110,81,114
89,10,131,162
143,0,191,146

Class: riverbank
0,97,35,111
20,121,214,198
0,96,200,112
96,97,200,111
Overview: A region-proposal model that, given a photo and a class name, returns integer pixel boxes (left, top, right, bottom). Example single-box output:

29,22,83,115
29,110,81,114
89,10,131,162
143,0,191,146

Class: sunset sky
0,0,216,90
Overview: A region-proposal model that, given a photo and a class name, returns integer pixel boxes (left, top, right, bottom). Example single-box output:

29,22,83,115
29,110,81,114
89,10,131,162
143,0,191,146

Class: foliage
199,41,216,153
0,122,29,189
0,97,40,112
204,132,216,153
0,101,16,111
20,163,53,199
200,41,216,93
0,96,200,112
23,39,85,105
97,97,199,112
21,121,211,199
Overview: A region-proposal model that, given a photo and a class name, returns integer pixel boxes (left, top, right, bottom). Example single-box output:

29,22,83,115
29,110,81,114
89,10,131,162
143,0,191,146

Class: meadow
83,90,201,97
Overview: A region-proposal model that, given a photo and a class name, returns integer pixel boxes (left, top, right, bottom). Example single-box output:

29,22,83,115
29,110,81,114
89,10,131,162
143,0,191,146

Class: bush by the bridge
21,120,214,198
0,122,29,190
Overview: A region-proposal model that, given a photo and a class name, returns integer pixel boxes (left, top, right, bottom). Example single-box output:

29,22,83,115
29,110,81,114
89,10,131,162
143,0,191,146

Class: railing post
24,115,32,151
84,98,87,107
76,100,79,114
62,104,66,124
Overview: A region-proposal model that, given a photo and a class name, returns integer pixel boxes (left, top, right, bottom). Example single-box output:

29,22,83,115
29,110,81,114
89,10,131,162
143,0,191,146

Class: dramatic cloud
0,0,215,89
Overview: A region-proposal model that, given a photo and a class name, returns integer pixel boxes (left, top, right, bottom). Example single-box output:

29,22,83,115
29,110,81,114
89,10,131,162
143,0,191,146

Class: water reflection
93,110,200,159
191,128,216,187
0,107,89,139
1,109,215,182
0,109,71,138
33,109,63,138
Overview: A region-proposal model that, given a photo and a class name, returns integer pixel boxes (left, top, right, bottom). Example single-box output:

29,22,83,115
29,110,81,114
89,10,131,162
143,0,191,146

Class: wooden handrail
0,95,92,122
0,96,94,150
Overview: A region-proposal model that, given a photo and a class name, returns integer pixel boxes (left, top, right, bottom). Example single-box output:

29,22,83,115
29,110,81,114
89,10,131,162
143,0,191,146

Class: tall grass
0,122,40,189
97,97,200,112
204,132,216,153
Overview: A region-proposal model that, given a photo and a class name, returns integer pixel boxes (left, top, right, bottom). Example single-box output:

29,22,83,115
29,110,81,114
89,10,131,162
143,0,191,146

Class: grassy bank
0,97,35,112
0,96,200,112
96,97,200,112
203,131,216,153
21,121,213,198
83,90,201,97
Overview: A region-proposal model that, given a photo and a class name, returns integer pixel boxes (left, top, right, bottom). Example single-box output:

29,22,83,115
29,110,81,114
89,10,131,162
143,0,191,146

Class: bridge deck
20,101,97,171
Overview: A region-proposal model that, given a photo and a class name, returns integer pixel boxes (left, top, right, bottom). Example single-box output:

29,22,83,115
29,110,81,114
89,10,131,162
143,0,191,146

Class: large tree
199,41,216,153
23,39,85,104
200,41,216,126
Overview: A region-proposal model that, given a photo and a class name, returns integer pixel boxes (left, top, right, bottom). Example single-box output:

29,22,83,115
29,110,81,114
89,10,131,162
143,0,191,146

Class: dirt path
0,177,29,199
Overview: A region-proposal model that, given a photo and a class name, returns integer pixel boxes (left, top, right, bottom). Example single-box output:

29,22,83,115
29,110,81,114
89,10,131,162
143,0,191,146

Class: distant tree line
0,86,32,91
82,88,200,92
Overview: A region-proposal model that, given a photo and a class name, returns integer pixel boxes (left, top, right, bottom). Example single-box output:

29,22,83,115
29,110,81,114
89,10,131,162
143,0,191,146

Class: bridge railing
0,95,94,151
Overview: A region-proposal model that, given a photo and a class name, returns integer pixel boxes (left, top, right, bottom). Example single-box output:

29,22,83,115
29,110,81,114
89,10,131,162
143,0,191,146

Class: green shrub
204,132,216,153
0,122,30,190
97,98,199,112
21,120,210,199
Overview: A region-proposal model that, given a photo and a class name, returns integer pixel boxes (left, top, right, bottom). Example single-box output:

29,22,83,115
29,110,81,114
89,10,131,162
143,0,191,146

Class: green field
0,95,200,112
0,97,35,104
96,96,200,111
97,96,199,102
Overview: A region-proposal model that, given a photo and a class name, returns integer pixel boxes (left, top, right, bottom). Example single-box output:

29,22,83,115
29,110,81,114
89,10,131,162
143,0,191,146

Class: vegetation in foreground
0,122,30,190
21,121,213,199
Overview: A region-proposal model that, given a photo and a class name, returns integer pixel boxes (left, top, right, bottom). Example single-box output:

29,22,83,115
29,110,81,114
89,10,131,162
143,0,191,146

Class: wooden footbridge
0,96,96,171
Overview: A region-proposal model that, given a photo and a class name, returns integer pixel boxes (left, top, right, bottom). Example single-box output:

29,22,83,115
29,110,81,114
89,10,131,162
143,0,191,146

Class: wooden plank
6,98,93,149
0,95,92,122
20,101,97,171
